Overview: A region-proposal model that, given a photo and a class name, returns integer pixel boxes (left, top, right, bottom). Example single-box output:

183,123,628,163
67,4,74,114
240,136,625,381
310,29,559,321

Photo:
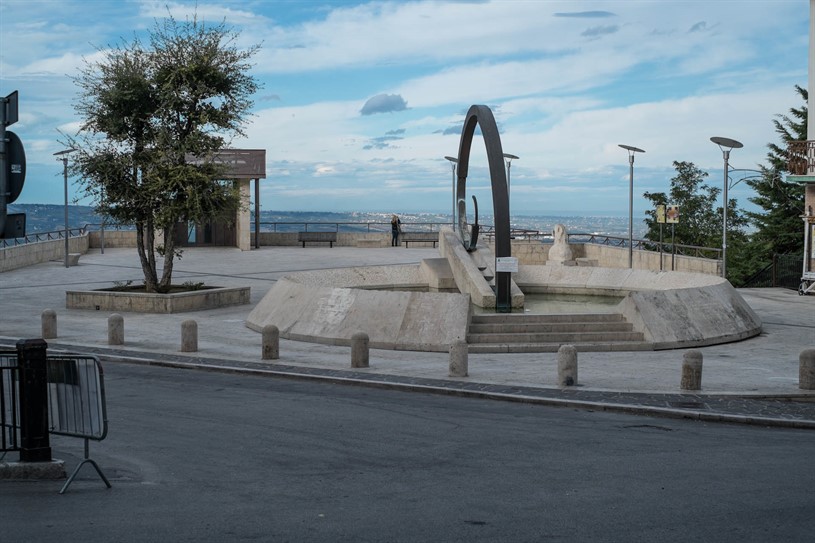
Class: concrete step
471,313,624,324
467,341,655,353
469,321,635,334
466,330,645,344
467,312,647,350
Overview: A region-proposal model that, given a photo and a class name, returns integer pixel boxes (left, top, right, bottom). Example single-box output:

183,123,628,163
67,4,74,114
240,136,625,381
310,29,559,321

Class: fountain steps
467,312,649,353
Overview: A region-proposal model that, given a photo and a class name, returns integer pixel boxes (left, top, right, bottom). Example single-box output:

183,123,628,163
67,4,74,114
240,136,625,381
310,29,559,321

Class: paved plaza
1,245,814,426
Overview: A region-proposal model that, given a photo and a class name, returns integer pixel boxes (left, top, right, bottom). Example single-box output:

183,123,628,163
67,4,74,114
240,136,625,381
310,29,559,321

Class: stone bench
297,231,337,248
67,253,82,266
401,232,438,248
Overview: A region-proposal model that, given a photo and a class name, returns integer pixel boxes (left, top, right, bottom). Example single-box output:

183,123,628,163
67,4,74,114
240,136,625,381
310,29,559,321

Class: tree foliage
742,85,806,266
67,15,259,292
642,161,748,249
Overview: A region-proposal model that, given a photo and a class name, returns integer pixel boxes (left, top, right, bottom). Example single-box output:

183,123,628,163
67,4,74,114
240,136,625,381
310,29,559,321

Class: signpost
1,90,25,239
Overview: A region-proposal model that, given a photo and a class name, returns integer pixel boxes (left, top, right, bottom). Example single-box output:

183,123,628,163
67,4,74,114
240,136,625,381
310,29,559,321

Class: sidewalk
1,246,814,427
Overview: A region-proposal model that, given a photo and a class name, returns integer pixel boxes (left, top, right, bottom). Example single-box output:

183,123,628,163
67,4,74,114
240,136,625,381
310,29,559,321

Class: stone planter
66,286,250,313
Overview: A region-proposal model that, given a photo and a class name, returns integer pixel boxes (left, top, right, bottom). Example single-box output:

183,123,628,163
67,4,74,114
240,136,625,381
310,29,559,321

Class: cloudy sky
0,0,809,218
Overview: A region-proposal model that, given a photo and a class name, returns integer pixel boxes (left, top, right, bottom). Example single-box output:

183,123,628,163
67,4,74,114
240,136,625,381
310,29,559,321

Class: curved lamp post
710,136,743,279
54,148,75,268
503,153,519,215
444,156,458,232
618,144,645,268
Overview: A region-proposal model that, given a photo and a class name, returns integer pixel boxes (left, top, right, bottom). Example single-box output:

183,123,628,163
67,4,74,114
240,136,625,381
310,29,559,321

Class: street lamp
710,136,743,279
54,148,75,268
502,153,519,205
618,144,645,268
444,156,458,232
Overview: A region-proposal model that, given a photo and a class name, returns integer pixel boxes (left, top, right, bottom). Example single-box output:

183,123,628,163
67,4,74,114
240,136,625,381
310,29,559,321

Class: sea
7,204,645,239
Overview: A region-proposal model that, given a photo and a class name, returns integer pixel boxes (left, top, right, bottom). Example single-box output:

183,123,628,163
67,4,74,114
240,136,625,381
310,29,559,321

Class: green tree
68,15,259,292
742,85,806,268
642,161,748,280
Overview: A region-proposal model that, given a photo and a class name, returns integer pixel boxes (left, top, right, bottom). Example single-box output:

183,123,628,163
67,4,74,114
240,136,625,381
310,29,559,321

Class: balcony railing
787,140,815,175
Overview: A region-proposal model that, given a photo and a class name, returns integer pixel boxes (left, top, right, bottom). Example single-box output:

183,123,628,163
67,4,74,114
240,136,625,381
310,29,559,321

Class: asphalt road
2,362,814,543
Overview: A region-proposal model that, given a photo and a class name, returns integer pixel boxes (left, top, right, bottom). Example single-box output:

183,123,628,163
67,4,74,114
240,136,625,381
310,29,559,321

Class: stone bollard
351,332,369,368
557,344,578,386
262,325,279,360
681,350,703,390
800,349,815,390
449,340,469,377
108,314,124,345
41,309,57,339
181,319,198,353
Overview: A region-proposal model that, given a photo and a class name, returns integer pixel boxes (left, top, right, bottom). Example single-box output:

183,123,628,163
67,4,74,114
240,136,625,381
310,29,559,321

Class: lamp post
502,153,519,215
444,156,458,232
710,136,743,279
618,144,645,268
54,148,75,268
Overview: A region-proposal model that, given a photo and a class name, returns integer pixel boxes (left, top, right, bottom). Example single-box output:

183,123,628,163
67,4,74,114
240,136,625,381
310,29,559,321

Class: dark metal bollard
800,349,815,390
16,339,52,462
262,325,279,360
181,320,198,352
41,309,57,339
351,332,369,368
681,350,703,390
108,314,124,345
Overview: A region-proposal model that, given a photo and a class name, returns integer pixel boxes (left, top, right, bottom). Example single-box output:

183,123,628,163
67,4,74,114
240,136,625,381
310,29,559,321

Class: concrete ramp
246,266,469,352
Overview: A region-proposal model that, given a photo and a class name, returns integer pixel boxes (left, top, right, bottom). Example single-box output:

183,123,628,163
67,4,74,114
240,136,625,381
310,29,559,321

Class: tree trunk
158,224,175,291
136,221,159,292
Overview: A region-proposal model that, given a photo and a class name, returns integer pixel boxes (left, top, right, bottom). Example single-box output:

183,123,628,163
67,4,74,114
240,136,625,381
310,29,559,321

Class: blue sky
0,0,809,217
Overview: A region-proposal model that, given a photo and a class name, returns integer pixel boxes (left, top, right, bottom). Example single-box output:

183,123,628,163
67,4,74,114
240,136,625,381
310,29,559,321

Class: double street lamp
444,156,458,232
618,144,645,268
503,153,519,215
54,148,75,268
710,136,743,279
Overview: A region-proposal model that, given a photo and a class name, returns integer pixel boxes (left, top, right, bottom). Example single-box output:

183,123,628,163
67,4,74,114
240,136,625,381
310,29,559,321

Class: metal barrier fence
0,344,110,494
0,351,20,456
47,354,110,494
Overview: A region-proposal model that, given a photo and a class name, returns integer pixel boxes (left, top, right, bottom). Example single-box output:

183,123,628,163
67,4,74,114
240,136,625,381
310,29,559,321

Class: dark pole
16,338,52,463
254,178,260,249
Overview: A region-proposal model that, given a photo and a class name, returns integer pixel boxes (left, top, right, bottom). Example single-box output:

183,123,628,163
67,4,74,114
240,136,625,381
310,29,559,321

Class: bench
298,231,337,248
400,231,438,248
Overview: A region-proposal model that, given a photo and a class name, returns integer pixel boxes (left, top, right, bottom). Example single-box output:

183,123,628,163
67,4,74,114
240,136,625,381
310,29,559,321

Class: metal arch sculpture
455,105,512,312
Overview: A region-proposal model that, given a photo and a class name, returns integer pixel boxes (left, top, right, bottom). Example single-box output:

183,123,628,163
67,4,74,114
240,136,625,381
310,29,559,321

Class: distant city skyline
0,0,808,217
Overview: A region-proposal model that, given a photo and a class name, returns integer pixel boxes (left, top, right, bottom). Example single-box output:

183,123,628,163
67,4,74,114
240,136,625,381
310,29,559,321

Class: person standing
391,214,402,246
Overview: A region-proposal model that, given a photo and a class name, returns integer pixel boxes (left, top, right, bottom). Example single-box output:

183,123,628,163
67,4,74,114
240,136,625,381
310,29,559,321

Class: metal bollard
16,338,52,462
557,344,578,386
681,350,703,390
351,332,369,368
41,309,57,339
262,324,279,360
449,340,469,377
800,349,815,390
181,319,198,352
108,314,124,345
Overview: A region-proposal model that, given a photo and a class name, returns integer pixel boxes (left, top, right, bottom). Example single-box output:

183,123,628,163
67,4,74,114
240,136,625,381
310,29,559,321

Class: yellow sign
656,205,666,224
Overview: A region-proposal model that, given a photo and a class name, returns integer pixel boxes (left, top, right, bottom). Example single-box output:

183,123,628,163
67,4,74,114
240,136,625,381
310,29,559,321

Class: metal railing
2,221,723,262
787,140,815,175
0,227,86,249
255,221,450,233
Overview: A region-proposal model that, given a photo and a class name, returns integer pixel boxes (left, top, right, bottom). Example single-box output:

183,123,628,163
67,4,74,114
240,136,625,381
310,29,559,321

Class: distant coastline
7,203,644,238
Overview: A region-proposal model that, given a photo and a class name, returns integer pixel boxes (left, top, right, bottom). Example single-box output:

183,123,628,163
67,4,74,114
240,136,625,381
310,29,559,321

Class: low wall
0,234,89,272
488,239,719,275
88,230,138,249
